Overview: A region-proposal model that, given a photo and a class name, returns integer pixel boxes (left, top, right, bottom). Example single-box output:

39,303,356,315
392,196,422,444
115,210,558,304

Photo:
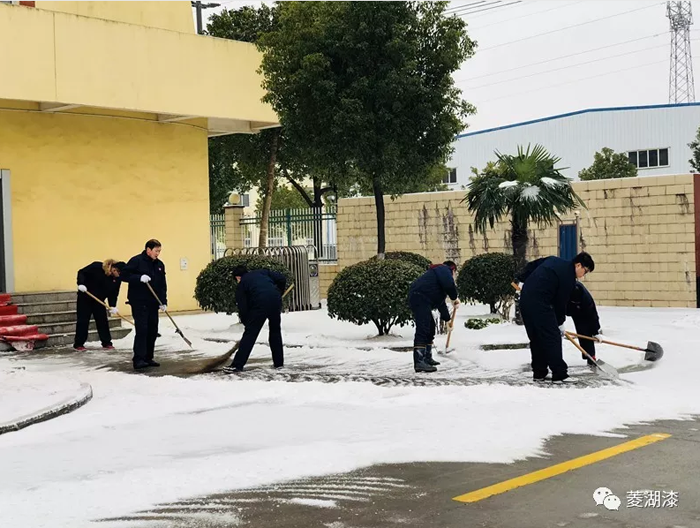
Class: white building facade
446,102,700,187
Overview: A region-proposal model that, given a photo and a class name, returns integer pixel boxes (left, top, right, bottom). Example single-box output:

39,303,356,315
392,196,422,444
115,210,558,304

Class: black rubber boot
424,343,440,366
414,347,437,373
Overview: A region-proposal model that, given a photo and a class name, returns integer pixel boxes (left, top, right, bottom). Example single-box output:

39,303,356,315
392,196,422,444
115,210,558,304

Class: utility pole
667,1,695,103
191,1,220,35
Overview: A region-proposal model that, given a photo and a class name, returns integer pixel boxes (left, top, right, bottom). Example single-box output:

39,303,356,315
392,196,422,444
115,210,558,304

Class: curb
0,382,93,436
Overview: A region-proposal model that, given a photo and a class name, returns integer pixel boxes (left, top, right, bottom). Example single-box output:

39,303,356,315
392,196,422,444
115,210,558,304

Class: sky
194,0,700,133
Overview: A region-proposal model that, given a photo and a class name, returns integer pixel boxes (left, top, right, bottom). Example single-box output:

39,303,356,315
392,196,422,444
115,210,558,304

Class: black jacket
409,264,458,321
121,251,167,306
516,256,576,325
236,269,287,323
77,262,122,307
566,282,600,332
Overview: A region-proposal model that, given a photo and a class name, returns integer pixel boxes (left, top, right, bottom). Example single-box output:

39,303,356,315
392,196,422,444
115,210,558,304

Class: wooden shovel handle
83,289,135,327
445,304,458,349
566,331,644,352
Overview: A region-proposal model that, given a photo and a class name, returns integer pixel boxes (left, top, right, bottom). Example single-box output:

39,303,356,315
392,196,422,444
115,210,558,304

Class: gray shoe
414,347,437,373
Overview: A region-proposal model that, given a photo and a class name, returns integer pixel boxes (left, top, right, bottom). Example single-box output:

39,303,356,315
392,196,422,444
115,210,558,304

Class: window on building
627,148,670,169
443,168,457,184
240,194,250,207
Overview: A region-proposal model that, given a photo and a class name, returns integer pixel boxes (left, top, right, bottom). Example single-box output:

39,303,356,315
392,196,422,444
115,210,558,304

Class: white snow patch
540,176,565,187
286,498,338,509
521,185,540,201
498,180,519,189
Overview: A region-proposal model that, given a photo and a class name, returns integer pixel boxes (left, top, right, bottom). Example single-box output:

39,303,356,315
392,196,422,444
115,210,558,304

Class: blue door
559,224,578,260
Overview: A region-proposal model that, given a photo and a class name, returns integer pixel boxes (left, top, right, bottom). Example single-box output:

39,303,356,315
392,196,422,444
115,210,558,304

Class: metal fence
240,205,337,262
209,213,226,261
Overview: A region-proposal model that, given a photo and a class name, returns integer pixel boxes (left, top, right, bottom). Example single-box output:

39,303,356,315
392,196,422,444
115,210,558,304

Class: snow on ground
1,303,699,528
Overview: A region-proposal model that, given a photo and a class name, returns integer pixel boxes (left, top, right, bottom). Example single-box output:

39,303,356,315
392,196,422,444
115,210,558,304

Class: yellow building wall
36,1,195,33
335,175,697,308
0,109,209,312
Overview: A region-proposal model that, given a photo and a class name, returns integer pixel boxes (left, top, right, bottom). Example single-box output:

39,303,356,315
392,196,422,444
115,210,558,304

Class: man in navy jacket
121,239,167,370
515,252,595,383
226,265,287,372
408,261,460,373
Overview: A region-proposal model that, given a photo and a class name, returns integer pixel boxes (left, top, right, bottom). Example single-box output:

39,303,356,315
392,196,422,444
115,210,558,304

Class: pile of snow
0,304,699,527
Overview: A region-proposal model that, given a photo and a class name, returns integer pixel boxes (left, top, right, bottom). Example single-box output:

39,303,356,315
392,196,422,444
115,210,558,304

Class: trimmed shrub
465,318,502,330
370,251,431,270
327,259,424,336
194,255,294,314
457,252,516,316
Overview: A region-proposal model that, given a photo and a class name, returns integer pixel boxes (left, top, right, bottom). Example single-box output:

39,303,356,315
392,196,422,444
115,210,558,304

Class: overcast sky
195,1,700,132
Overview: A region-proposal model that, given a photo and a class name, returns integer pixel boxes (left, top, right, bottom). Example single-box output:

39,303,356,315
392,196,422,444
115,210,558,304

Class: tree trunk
511,216,528,273
372,177,386,258
258,129,280,248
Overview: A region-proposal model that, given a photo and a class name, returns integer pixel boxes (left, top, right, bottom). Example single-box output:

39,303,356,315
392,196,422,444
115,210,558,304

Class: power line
461,39,683,90
470,1,583,30
445,1,491,14
456,32,668,83
476,2,666,53
476,58,669,104
451,1,523,18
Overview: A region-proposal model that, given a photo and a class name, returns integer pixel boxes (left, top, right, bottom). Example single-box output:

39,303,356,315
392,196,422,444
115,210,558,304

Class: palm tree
462,144,585,273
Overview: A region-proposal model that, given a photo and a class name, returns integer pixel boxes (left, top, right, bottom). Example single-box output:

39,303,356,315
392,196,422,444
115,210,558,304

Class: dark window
649,149,659,167
241,194,250,207
639,150,648,168
628,151,638,167
659,148,669,166
443,168,457,184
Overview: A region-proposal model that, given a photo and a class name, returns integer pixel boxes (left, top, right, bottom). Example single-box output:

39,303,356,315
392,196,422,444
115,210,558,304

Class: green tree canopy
688,126,700,173
578,147,637,181
258,1,475,256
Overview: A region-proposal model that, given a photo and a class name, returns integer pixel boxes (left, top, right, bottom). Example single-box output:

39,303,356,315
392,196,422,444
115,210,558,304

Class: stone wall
336,174,697,308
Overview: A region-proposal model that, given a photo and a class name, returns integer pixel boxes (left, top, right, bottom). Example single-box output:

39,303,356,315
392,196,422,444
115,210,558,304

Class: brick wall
319,264,338,299
335,174,697,308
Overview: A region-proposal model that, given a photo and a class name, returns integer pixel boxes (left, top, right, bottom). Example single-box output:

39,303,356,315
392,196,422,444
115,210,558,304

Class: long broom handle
445,304,458,349
82,290,135,327
566,331,645,352
146,283,179,328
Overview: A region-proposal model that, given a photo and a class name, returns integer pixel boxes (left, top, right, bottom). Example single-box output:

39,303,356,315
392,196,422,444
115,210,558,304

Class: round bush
370,251,431,270
327,259,424,336
457,253,516,315
194,255,294,314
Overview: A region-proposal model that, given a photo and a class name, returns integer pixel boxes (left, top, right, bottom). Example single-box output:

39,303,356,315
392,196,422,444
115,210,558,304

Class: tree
463,144,585,273
255,184,312,215
578,147,637,181
689,126,700,173
258,1,475,258
207,6,280,246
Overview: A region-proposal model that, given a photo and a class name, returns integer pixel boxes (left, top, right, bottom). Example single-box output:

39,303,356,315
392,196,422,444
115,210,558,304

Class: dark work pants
132,303,159,366
74,294,112,348
520,302,568,380
573,318,596,361
232,304,283,369
409,294,436,347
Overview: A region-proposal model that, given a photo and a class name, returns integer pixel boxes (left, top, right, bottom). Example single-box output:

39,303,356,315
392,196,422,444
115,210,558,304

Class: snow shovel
564,331,619,379
82,290,135,327
444,305,459,353
567,332,663,362
146,283,193,348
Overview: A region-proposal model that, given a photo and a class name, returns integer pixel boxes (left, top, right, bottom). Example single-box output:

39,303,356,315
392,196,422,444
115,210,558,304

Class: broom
186,283,295,374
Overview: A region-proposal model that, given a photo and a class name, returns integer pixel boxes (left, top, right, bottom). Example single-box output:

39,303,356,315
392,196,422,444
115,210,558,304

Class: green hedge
457,252,516,315
194,255,294,314
370,251,431,270
327,259,424,336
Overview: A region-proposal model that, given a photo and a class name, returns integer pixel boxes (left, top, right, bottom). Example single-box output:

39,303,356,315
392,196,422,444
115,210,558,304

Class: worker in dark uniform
121,239,167,370
73,259,126,351
515,252,595,383
566,281,601,366
408,261,460,373
225,265,287,372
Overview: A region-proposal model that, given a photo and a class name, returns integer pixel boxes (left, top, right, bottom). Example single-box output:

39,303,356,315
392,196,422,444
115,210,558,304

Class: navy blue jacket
516,256,576,325
77,262,122,307
409,264,458,321
121,251,167,306
566,282,600,332
236,269,287,323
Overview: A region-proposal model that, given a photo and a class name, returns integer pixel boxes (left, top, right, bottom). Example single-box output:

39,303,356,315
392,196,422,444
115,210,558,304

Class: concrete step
35,318,122,336
26,311,78,325
15,300,77,315
9,291,76,304
39,326,133,349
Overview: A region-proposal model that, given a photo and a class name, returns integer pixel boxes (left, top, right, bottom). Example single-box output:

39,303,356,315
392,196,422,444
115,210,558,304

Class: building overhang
0,4,280,136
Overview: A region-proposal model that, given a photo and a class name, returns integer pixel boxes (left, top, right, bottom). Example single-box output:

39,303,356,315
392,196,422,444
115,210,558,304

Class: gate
224,246,320,312
210,213,225,261
558,224,578,260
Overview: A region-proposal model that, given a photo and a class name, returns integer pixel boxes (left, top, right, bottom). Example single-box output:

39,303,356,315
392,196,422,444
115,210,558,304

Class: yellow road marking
452,433,671,503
